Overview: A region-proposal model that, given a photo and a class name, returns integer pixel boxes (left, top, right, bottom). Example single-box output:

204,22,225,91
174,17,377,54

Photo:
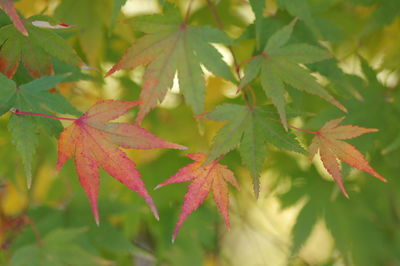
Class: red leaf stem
12,109,77,121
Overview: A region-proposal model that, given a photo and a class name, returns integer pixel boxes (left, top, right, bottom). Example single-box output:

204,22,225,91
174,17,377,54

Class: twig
235,54,261,72
267,116,317,134
12,109,76,121
205,0,255,108
183,0,195,24
206,0,224,29
24,216,43,246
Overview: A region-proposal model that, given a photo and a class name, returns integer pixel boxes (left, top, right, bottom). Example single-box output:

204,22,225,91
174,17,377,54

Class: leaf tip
253,181,260,199
93,208,100,226
55,162,63,174
26,175,32,189
168,143,188,150
24,165,32,189
337,103,348,113
145,197,159,220
171,228,180,244
283,123,288,132
338,185,349,199
374,173,387,182
104,65,118,77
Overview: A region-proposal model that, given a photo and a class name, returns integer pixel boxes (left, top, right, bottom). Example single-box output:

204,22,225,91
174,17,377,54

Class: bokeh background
0,0,399,265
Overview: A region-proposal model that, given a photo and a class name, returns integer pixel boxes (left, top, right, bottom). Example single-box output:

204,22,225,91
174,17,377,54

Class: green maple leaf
249,0,266,50
10,228,108,266
111,0,128,33
205,104,305,197
54,0,113,64
275,0,318,34
0,73,80,187
239,20,347,130
279,166,327,255
0,15,81,78
106,4,236,123
279,165,391,263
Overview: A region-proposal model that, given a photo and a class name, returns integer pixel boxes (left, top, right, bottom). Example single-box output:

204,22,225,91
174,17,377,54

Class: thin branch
235,54,261,72
12,109,76,121
205,0,256,108
24,216,43,246
248,85,257,106
183,0,195,24
267,117,317,134
288,124,317,134
206,0,224,29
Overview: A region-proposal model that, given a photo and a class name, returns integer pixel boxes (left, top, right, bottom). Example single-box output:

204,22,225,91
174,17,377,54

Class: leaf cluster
0,0,399,265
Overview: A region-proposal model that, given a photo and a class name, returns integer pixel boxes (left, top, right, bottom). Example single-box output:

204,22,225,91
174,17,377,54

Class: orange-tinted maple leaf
105,5,235,124
156,153,239,242
309,117,386,197
56,100,186,224
1,0,28,36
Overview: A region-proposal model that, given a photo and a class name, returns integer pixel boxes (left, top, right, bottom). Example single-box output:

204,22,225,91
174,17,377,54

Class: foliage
156,152,239,242
56,99,186,224
0,0,399,265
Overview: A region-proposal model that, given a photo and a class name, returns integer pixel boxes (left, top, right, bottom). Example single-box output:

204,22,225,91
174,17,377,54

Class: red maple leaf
156,153,239,242
309,117,386,197
56,100,186,224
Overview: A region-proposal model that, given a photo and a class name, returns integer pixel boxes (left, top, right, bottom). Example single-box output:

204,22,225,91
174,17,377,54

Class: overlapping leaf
279,165,391,262
10,228,108,266
275,0,318,33
309,117,386,197
0,0,28,36
106,4,235,123
0,16,81,78
249,0,266,50
54,0,112,64
239,20,346,130
111,0,128,33
155,153,239,242
0,74,79,187
205,104,305,197
56,100,187,224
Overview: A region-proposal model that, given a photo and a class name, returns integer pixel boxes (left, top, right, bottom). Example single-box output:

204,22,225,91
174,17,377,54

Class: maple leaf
10,228,108,265
54,0,113,64
249,0,266,50
56,100,187,224
0,0,28,36
0,15,81,78
155,153,239,242
309,117,386,197
204,104,305,197
0,73,79,187
275,0,318,34
105,4,235,123
239,20,346,130
279,164,387,260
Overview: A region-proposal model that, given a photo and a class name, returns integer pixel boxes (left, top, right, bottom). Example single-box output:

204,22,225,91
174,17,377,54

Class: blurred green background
0,0,399,265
